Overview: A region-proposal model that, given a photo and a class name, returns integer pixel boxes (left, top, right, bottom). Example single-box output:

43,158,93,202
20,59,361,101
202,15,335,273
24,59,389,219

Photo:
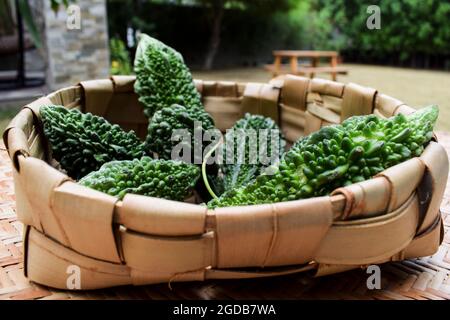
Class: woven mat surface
1,134,450,300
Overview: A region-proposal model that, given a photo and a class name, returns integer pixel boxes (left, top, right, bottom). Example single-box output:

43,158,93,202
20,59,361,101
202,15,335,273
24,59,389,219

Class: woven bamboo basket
2,75,448,290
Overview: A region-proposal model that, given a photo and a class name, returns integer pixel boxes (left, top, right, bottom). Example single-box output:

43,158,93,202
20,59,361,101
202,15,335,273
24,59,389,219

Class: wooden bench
266,50,348,81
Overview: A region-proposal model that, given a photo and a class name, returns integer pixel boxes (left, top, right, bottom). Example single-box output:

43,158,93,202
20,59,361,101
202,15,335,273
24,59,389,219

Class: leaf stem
202,140,222,199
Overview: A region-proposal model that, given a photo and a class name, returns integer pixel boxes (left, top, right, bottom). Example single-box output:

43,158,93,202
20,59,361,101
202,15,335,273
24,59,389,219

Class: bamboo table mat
1,134,449,300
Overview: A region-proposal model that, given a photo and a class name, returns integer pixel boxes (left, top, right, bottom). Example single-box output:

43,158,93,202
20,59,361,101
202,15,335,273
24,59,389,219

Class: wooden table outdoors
265,50,348,81
0,135,449,300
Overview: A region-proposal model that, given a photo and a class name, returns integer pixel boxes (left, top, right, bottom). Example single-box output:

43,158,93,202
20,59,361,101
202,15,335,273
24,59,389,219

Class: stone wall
41,0,110,90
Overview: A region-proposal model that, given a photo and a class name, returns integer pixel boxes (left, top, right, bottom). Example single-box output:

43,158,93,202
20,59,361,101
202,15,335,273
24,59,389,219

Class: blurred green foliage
49,0,76,12
315,0,450,66
107,0,308,68
270,0,346,51
106,0,450,69
109,37,132,75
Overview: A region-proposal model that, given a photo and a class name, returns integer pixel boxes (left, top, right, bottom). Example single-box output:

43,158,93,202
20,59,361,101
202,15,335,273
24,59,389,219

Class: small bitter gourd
134,34,215,160
146,104,215,161
208,105,439,208
79,157,200,201
40,105,147,179
134,34,203,117
219,113,286,193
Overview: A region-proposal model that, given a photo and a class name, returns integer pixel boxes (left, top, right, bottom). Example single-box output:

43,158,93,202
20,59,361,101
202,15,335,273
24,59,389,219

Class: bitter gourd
146,104,215,161
134,34,203,117
208,105,439,208
40,105,147,179
134,34,215,159
219,113,286,193
79,157,200,201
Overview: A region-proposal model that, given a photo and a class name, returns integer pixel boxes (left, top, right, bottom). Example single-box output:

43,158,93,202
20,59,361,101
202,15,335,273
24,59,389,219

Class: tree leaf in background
51,0,59,13
15,0,77,50
50,0,66,13
0,0,15,35
17,0,42,49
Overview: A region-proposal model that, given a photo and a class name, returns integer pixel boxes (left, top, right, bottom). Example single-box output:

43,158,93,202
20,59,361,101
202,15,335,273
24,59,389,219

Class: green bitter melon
208,105,439,208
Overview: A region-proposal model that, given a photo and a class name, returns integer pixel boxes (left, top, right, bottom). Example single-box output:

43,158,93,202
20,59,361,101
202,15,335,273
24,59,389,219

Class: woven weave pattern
0,133,449,300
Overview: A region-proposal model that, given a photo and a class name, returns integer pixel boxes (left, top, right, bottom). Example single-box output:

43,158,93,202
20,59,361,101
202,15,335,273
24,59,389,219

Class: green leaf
17,0,42,49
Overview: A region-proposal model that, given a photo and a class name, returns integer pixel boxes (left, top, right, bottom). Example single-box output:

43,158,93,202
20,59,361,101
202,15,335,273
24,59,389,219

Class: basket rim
4,76,448,288
2,75,440,221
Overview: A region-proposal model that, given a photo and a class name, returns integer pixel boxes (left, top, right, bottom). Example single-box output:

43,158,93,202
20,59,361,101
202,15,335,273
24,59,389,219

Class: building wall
42,0,110,90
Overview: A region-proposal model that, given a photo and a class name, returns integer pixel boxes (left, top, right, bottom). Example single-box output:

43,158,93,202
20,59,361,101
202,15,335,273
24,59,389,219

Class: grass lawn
0,107,22,137
1,64,449,135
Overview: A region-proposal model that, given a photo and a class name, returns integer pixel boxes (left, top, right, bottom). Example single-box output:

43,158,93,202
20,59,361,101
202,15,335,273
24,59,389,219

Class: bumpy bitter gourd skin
134,34,203,117
40,105,147,180
147,104,215,161
220,113,286,193
79,157,200,201
208,106,439,208
134,34,215,159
